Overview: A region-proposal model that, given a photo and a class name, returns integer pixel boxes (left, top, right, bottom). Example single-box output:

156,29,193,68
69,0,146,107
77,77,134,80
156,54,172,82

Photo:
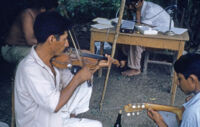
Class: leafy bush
177,0,200,51
58,0,120,23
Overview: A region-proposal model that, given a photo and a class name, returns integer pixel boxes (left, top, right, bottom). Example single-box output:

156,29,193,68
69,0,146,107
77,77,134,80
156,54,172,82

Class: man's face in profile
126,0,138,11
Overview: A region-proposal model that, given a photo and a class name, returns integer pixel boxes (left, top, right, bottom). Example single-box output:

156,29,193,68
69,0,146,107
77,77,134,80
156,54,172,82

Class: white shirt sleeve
141,2,173,27
180,108,199,127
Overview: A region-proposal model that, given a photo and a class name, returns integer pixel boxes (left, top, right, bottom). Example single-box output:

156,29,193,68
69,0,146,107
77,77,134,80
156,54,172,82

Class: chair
142,48,177,76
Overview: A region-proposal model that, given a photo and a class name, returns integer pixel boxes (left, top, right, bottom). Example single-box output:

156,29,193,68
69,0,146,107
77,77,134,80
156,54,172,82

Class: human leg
1,45,31,64
121,45,144,76
61,81,92,118
64,118,102,127
60,81,103,127
115,44,128,68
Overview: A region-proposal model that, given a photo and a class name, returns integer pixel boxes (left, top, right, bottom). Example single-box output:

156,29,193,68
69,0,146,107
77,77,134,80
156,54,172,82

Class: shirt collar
30,46,46,68
183,92,200,109
30,46,55,77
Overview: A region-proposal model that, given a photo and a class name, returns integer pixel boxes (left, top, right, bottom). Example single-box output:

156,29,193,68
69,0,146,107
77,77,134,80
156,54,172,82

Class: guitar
124,103,184,122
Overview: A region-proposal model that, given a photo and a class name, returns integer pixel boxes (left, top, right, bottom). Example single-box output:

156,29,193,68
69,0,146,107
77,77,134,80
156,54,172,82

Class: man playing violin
14,11,113,127
147,53,200,127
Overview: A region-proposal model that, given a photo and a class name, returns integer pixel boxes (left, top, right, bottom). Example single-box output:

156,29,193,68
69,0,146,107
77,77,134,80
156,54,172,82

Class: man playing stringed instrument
147,53,200,127
14,11,115,127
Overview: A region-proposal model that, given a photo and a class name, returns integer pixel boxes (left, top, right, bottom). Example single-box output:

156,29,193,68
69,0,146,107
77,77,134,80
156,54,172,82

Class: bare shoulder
20,9,35,23
20,9,33,17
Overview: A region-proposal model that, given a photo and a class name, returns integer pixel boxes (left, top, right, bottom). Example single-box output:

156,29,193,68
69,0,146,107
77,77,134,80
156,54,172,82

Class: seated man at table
14,11,114,127
120,0,174,76
147,53,200,127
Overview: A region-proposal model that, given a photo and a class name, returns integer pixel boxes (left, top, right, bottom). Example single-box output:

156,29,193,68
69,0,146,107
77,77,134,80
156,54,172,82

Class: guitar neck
145,103,183,121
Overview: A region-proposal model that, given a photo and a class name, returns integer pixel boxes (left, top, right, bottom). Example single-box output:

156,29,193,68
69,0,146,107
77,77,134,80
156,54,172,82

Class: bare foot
121,69,141,76
120,60,126,68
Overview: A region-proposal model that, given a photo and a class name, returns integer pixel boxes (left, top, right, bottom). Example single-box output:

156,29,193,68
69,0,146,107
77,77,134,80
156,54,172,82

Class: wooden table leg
90,32,95,54
170,41,185,105
98,42,104,77
90,33,104,78
170,72,178,105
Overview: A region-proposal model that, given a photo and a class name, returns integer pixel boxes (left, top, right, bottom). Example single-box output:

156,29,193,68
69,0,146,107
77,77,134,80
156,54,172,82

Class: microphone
165,4,177,10
165,5,177,14
164,4,177,36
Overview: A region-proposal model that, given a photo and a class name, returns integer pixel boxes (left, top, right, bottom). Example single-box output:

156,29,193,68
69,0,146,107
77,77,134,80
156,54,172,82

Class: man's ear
188,74,199,89
47,35,56,44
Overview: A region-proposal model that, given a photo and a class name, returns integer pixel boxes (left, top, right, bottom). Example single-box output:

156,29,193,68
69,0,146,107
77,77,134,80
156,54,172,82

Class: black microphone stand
165,5,177,36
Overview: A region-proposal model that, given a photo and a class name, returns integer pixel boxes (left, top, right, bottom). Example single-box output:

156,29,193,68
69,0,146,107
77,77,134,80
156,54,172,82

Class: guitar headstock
124,103,146,116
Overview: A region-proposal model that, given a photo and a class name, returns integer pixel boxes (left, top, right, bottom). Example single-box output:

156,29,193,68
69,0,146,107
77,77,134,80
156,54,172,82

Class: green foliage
58,0,120,23
177,0,200,50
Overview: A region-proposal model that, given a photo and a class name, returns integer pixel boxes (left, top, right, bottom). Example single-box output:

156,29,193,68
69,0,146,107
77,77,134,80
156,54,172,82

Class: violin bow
100,0,126,111
60,2,91,84
68,29,95,86
68,30,84,66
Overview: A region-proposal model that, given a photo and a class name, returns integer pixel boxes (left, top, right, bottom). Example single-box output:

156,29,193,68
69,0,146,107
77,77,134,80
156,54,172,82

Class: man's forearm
54,74,82,112
156,120,168,127
136,11,141,24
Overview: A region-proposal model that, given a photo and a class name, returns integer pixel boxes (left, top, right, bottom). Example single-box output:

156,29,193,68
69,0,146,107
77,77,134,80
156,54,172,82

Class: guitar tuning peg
127,113,131,117
137,105,141,108
136,112,140,115
132,105,136,108
132,112,135,116
141,104,145,108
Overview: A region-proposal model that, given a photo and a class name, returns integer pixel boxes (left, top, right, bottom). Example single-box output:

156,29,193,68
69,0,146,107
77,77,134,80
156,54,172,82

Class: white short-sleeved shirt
141,1,174,28
14,46,71,127
180,93,200,127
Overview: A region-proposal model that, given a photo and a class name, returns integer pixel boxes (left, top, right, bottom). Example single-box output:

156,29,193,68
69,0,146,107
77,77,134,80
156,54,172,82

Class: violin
51,49,120,70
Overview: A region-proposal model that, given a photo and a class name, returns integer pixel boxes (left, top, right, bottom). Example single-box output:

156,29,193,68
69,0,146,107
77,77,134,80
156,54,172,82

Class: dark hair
174,53,200,80
26,0,58,10
126,0,141,5
43,0,58,10
34,11,70,43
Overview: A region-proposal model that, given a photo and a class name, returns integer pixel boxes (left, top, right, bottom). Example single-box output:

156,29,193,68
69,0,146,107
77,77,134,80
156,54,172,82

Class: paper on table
135,25,158,35
91,23,114,29
92,17,112,25
171,27,188,35
154,26,188,35
110,18,125,24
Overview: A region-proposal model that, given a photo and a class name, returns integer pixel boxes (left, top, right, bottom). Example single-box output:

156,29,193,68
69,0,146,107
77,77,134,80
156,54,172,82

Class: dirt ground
0,24,187,127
